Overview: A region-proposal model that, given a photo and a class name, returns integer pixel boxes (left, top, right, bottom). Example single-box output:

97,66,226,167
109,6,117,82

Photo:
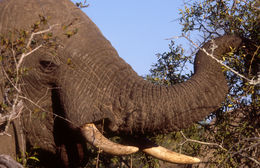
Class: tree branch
179,131,227,151
17,24,59,70
1,24,59,135
182,34,260,85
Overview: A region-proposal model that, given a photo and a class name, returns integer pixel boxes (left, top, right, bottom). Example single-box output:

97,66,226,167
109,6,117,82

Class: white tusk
143,143,201,164
82,124,200,164
81,123,139,155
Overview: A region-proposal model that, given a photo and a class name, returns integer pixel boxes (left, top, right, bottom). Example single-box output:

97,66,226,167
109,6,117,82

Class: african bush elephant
0,0,242,167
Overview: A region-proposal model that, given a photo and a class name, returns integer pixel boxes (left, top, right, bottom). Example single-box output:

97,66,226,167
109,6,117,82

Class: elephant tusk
142,142,201,164
81,123,139,155
81,124,200,163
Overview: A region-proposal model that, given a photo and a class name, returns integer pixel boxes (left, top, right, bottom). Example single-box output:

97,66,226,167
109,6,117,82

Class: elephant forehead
0,0,97,39
0,0,71,31
0,0,115,64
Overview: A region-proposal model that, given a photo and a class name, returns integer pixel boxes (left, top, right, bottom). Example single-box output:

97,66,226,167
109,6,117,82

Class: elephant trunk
115,35,242,133
79,36,241,164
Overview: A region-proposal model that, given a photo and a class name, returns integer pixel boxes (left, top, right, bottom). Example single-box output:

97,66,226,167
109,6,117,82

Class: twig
241,0,260,11
18,95,74,126
182,33,260,85
17,24,59,70
0,100,23,134
180,131,227,151
223,141,260,165
0,100,23,124
1,25,59,133
16,45,42,70
95,119,105,168
246,156,260,165
249,45,260,75
18,116,26,165
2,68,20,93
130,155,132,168
26,24,59,48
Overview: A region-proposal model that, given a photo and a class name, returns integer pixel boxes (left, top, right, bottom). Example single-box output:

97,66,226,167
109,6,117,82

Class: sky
75,0,187,76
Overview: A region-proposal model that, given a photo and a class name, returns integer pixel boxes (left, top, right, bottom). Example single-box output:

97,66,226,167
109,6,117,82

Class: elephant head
0,0,242,167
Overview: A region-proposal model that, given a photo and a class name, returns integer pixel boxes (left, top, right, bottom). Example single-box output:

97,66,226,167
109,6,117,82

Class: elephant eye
39,60,58,73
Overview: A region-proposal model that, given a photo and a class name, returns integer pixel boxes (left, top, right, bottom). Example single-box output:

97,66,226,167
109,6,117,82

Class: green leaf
28,156,40,162
67,58,72,65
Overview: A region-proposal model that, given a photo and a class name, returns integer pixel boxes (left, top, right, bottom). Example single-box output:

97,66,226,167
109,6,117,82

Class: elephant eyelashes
39,60,58,73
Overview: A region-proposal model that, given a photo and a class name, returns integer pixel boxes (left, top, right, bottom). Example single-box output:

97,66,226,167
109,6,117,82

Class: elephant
0,0,242,167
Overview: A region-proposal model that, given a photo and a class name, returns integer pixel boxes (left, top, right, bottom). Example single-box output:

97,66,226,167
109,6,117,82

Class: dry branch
1,24,59,134
179,131,227,151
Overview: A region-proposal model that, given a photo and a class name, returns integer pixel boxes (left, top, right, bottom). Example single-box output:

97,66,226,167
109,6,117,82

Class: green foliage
147,41,192,85
17,148,40,168
179,0,260,37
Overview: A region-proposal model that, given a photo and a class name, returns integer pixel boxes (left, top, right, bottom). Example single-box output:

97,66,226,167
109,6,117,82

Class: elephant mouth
81,123,201,164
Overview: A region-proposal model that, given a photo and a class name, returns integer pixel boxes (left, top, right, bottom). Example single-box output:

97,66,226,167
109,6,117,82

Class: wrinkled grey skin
0,0,242,167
